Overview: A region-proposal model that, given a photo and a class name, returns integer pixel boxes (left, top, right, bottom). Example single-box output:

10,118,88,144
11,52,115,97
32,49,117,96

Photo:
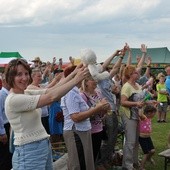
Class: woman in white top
4,59,89,170
61,66,110,170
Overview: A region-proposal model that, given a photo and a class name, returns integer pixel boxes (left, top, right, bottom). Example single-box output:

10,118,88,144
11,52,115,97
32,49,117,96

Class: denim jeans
13,138,53,170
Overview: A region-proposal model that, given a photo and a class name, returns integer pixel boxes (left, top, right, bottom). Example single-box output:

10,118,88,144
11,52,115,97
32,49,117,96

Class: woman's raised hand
140,44,147,53
73,66,89,84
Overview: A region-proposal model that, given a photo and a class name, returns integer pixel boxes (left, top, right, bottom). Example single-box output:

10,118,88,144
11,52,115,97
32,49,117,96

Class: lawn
111,112,170,170
143,112,170,170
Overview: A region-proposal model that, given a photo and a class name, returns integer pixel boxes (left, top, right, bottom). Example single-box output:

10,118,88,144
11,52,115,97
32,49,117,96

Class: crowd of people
0,43,170,170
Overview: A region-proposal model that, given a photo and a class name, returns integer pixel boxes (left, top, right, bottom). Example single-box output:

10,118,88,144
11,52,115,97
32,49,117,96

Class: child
139,105,157,170
156,73,168,122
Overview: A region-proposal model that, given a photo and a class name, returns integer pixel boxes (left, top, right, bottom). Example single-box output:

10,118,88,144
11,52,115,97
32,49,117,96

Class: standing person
79,45,126,169
0,73,12,170
156,73,168,122
95,47,127,169
49,69,64,143
80,76,107,165
27,68,50,133
31,56,42,68
139,105,157,170
60,66,110,170
120,65,145,170
4,59,89,170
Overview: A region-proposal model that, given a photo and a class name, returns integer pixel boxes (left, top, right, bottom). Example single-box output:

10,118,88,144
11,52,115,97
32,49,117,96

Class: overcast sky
0,0,169,63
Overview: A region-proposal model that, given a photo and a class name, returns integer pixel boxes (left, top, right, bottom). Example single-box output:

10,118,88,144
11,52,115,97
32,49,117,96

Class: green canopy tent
112,47,170,68
0,52,23,67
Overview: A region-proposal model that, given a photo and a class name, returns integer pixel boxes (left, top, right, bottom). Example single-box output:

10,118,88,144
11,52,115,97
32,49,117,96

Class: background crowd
0,43,170,170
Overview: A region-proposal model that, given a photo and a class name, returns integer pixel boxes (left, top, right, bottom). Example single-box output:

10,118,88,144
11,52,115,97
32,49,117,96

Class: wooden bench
158,149,170,170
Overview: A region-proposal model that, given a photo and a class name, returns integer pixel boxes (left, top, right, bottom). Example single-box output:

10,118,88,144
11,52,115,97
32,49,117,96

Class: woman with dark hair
4,59,89,170
61,65,110,170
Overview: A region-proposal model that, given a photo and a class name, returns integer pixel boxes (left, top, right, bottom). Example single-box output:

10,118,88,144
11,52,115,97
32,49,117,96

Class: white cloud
0,0,169,63
0,0,162,26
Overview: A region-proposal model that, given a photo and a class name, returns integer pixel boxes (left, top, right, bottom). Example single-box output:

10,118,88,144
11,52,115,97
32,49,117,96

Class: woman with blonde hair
120,64,145,170
61,66,110,170
80,76,108,167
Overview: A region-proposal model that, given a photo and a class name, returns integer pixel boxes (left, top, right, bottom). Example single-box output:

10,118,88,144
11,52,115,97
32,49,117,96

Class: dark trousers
0,123,13,170
98,112,118,164
41,116,50,134
92,131,103,162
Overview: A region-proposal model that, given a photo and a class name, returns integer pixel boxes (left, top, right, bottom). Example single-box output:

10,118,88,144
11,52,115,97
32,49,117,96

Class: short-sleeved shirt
60,87,91,131
120,82,143,119
97,78,116,111
156,83,168,102
80,90,104,134
5,89,49,145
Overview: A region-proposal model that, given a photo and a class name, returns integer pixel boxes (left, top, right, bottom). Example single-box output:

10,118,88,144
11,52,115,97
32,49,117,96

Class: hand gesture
53,57,56,64
73,66,89,84
96,98,110,111
136,101,144,108
72,63,84,75
140,44,147,53
125,43,131,51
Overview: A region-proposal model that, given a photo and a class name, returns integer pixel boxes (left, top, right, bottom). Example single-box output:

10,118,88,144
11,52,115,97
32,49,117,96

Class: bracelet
147,65,151,68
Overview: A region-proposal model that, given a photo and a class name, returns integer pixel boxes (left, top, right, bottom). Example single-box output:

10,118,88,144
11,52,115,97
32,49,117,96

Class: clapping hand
96,98,110,111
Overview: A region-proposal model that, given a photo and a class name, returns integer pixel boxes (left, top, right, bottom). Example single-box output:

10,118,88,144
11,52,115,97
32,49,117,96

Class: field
143,112,170,169
111,112,170,170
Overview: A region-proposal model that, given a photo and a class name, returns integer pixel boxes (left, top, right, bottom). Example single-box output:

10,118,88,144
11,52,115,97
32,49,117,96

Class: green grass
143,112,170,170
111,112,170,170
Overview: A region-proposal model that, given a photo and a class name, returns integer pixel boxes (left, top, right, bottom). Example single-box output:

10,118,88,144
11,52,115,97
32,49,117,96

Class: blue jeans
13,138,53,170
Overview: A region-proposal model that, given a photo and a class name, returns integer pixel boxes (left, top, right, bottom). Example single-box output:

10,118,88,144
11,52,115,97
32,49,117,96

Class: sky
0,0,169,63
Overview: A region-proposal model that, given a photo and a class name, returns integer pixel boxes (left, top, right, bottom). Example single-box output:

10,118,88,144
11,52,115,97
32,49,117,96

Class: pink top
139,118,152,134
80,90,104,134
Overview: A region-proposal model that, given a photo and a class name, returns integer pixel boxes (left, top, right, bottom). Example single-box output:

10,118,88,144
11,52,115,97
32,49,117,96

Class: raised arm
37,66,89,107
126,43,132,66
102,50,120,71
144,56,152,78
110,50,126,78
46,72,63,88
56,63,85,86
136,44,147,74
